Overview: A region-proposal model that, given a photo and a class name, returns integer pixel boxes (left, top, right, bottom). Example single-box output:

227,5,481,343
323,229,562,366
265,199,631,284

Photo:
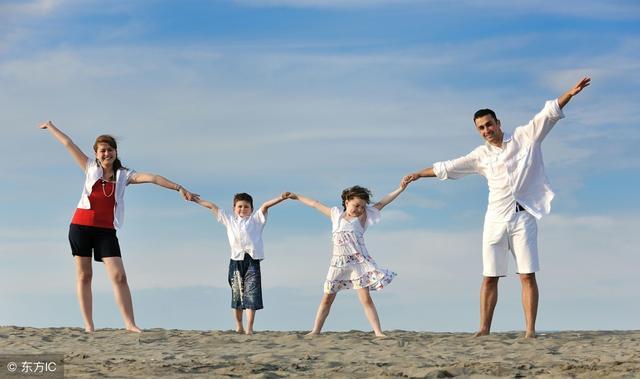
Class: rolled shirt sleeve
521,99,565,143
433,149,480,180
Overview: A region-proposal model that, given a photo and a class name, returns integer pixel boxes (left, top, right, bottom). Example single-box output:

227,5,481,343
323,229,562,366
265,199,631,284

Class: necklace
101,180,115,197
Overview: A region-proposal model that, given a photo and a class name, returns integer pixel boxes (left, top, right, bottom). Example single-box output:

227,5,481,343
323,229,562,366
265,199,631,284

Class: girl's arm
191,196,220,217
373,180,409,211
259,192,290,216
39,121,89,171
128,172,196,201
287,192,331,218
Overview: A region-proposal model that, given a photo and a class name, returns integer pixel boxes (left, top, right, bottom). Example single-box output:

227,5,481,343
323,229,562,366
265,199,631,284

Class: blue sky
1,0,639,332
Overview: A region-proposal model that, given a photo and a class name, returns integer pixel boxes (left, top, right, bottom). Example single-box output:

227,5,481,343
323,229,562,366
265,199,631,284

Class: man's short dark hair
474,108,498,122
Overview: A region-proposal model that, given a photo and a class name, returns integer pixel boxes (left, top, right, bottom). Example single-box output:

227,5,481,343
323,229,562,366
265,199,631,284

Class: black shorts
68,224,121,262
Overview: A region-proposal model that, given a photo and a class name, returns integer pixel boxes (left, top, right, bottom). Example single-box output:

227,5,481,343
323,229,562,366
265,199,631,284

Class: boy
192,192,289,334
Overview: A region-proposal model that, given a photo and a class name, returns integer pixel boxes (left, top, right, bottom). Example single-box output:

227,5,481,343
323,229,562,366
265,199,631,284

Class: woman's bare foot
126,325,143,333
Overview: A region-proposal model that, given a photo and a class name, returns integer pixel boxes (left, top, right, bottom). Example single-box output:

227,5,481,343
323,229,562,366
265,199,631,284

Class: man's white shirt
433,99,565,222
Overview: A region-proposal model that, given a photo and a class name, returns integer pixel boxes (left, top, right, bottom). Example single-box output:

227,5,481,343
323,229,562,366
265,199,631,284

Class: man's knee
519,273,536,281
482,276,500,286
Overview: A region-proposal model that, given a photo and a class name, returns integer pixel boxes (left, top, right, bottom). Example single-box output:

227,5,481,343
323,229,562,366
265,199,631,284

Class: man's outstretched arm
558,76,591,109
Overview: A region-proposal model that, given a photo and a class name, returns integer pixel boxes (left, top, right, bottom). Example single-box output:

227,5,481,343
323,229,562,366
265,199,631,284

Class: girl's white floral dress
324,205,396,294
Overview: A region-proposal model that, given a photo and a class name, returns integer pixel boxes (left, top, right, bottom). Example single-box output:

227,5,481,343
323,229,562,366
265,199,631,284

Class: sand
1,326,639,378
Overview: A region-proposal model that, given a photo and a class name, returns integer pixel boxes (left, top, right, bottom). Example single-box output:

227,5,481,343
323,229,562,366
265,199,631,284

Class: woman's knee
77,271,93,284
110,271,128,285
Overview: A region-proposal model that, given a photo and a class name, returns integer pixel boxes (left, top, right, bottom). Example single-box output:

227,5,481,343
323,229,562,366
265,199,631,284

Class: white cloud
0,0,65,18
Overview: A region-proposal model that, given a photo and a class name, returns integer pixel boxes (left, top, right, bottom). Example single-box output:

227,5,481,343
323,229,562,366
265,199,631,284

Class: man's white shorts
482,211,539,277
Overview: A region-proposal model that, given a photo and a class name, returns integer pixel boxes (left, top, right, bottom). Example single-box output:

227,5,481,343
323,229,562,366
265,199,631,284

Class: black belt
516,203,526,212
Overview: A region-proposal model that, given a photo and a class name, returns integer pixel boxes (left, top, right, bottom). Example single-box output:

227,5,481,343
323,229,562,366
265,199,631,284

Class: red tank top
71,180,116,229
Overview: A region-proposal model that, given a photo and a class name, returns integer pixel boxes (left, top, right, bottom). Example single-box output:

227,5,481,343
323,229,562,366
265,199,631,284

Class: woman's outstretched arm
39,121,89,171
129,172,196,201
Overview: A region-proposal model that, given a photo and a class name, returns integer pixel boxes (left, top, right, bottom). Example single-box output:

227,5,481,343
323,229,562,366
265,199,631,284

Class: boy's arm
39,121,89,171
287,192,331,218
259,192,290,216
373,181,408,211
191,196,220,217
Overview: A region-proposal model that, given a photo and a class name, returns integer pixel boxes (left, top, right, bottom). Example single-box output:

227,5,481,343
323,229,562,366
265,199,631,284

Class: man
403,77,591,338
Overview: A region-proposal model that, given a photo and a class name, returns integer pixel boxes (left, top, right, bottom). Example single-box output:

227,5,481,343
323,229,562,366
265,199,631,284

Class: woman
40,121,194,333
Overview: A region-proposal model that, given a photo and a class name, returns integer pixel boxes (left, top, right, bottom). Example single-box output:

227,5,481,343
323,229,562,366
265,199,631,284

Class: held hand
281,191,292,200
179,187,196,201
568,76,591,96
400,177,409,190
39,121,54,130
401,173,419,186
286,192,298,200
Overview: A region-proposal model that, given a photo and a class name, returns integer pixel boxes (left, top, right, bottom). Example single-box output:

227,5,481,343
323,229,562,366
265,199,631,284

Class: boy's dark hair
233,193,254,209
341,185,372,210
473,108,498,122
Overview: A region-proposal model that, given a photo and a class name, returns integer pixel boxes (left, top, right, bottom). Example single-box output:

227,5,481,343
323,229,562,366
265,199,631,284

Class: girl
40,121,195,333
287,183,407,337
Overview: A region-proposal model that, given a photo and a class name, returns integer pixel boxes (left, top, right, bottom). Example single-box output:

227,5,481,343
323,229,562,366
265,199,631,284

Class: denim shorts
228,253,263,310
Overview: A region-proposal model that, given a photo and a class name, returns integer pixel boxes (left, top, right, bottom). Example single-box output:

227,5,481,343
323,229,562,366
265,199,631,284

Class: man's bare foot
474,330,490,337
126,325,143,333
525,331,536,339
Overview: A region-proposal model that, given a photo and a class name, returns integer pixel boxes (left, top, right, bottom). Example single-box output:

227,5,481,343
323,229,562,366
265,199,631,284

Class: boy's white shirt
217,209,267,260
